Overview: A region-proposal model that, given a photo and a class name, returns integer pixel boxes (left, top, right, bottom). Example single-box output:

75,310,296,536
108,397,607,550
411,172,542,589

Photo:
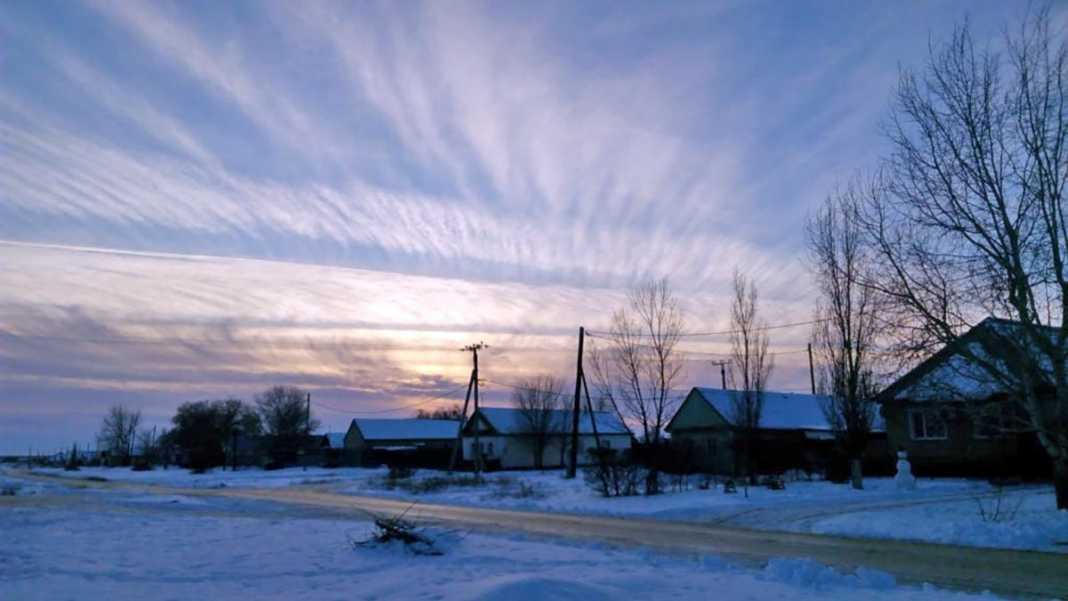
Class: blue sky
0,1,1036,454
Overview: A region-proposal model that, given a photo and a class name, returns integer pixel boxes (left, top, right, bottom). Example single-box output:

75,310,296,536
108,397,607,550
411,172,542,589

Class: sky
0,0,1037,454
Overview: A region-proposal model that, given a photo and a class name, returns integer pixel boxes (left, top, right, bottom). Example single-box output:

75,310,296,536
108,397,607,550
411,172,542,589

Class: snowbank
810,491,1068,553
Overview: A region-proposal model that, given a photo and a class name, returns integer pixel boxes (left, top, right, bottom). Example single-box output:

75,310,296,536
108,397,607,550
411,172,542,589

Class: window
974,403,1026,439
909,408,947,440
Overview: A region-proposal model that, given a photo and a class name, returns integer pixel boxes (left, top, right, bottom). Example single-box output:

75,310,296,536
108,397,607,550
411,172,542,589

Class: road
8,471,1068,600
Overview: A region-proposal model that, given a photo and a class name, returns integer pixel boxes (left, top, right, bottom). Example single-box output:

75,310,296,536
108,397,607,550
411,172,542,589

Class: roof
350,419,459,441
324,432,346,449
691,387,833,431
877,317,1061,403
471,407,631,436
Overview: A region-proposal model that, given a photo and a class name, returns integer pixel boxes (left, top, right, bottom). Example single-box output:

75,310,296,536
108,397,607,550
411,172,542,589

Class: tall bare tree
256,386,317,437
807,181,881,489
98,404,141,466
861,8,1068,507
728,270,773,481
256,386,318,465
511,375,565,469
588,279,685,445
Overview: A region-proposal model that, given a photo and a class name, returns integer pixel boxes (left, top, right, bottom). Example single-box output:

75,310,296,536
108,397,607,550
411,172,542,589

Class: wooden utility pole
712,360,728,389
305,393,312,435
448,371,476,472
461,342,487,478
807,343,816,395
566,327,585,478
580,372,600,449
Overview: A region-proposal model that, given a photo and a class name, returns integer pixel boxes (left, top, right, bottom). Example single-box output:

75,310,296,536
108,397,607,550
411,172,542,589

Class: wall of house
669,429,735,474
882,401,1041,477
463,434,631,469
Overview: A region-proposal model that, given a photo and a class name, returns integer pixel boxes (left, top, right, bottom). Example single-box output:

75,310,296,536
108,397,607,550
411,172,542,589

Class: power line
310,384,469,416
585,318,828,339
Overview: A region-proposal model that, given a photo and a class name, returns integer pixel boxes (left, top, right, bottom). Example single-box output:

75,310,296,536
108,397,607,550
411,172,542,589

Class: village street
6,470,1066,600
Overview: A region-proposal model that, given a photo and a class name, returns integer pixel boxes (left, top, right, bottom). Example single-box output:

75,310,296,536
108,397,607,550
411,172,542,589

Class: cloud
0,0,1028,453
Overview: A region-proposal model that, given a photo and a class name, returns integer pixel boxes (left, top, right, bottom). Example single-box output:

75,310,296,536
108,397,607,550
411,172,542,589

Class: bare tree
728,270,773,481
861,8,1068,507
136,428,161,466
256,386,318,465
98,405,141,466
511,375,565,469
256,386,318,437
588,279,685,445
415,405,464,420
807,181,881,489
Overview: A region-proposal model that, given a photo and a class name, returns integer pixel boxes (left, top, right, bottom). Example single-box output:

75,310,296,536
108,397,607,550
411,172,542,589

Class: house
665,387,887,476
876,318,1052,478
323,432,346,450
461,407,632,470
344,418,460,467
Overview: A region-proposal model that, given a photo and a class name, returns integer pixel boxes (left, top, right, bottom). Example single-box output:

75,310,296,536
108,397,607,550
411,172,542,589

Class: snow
324,432,346,449
476,407,629,435
810,491,1068,553
353,418,459,440
23,466,1067,554
693,387,833,430
0,480,1011,601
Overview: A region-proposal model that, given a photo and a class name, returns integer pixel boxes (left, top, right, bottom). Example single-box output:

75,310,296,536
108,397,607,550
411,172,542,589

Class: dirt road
9,472,1068,600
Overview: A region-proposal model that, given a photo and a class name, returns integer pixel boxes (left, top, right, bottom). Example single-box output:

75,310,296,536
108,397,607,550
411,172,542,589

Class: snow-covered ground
23,466,1068,553
0,483,1013,601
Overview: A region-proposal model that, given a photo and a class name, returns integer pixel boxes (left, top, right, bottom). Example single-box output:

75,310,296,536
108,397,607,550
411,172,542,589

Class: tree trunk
1055,457,1068,511
850,457,864,490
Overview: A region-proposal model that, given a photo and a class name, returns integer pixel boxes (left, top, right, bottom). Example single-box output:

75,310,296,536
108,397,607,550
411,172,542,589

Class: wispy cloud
0,0,1027,452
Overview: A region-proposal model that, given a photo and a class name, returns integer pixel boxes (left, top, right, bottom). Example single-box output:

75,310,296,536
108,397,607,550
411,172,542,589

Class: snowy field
0,482,1017,601
21,466,1068,553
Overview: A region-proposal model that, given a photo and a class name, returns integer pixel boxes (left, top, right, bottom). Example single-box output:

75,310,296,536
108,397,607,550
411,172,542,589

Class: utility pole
566,327,584,479
306,393,312,435
448,369,476,472
712,360,728,389
807,343,816,395
461,342,487,479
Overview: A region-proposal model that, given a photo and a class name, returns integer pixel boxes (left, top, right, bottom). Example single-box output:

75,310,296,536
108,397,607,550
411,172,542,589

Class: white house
461,407,632,469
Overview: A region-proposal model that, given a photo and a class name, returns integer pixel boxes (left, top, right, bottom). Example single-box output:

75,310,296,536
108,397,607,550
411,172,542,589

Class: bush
131,459,153,472
1,484,18,496
584,448,643,497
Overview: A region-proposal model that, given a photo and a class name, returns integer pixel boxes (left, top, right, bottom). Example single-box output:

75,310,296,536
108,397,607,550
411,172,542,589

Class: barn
343,418,460,468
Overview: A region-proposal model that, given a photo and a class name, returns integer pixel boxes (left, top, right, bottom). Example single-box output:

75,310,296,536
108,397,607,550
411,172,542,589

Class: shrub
131,459,153,472
584,449,643,497
1,484,18,496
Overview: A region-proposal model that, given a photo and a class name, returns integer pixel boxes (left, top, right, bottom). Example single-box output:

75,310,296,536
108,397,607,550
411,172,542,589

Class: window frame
908,408,948,441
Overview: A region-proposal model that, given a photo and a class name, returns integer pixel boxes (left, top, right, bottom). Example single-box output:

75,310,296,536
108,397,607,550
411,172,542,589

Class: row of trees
96,386,318,471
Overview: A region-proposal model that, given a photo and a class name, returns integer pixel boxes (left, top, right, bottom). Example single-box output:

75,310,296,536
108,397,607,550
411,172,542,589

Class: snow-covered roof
880,318,1062,403
473,407,631,436
692,388,832,431
350,419,459,441
324,432,346,449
